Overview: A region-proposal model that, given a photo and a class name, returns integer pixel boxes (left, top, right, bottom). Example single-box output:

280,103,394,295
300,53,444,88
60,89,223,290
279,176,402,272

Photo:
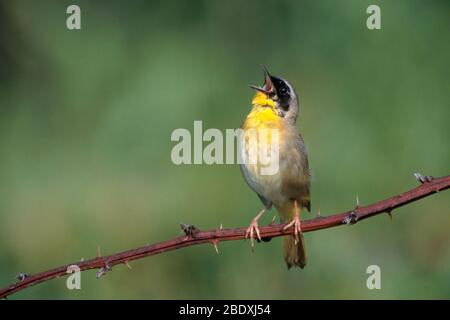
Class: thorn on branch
180,223,200,237
16,273,29,283
343,210,359,225
342,195,361,225
316,209,321,219
96,246,102,258
386,210,393,220
414,172,433,184
96,262,112,279
211,240,219,254
124,260,132,269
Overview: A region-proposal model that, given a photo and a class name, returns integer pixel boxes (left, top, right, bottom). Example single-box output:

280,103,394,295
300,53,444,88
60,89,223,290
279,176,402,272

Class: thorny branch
0,173,449,299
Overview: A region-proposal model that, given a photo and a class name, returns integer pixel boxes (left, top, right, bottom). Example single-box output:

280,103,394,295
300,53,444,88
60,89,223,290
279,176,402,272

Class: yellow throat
244,91,281,129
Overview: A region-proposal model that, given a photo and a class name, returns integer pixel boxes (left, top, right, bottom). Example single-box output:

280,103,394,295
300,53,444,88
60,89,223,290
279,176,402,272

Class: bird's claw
283,215,303,243
245,219,262,250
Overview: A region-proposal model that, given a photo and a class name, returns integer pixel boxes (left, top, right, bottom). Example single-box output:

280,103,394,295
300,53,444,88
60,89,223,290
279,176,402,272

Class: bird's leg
283,200,303,244
245,207,266,250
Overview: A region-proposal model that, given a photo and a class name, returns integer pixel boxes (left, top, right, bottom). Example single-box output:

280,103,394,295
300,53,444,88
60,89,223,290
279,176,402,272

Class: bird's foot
283,215,303,245
245,218,262,251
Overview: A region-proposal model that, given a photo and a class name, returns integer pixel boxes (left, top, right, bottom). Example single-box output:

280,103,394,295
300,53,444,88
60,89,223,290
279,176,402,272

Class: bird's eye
279,87,287,95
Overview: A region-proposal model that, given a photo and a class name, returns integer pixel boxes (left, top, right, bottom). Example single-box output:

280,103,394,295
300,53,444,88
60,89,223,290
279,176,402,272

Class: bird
240,68,311,269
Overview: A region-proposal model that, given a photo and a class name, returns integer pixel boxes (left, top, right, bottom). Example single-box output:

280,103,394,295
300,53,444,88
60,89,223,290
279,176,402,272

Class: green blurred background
0,0,449,299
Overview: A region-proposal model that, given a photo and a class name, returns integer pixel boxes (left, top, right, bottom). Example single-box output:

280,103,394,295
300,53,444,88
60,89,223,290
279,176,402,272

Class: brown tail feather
283,233,307,269
278,201,308,269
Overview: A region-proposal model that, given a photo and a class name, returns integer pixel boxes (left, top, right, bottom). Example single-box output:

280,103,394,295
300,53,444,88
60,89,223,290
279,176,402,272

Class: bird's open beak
250,67,275,96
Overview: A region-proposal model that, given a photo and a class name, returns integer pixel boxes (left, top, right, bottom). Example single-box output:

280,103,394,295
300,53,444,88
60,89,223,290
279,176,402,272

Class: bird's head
250,68,299,122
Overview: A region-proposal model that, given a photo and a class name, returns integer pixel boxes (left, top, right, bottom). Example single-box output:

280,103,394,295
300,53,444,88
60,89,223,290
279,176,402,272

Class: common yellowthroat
240,68,311,269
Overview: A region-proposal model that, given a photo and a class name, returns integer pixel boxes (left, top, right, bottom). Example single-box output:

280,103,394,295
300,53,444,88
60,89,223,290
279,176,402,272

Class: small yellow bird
240,68,311,269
